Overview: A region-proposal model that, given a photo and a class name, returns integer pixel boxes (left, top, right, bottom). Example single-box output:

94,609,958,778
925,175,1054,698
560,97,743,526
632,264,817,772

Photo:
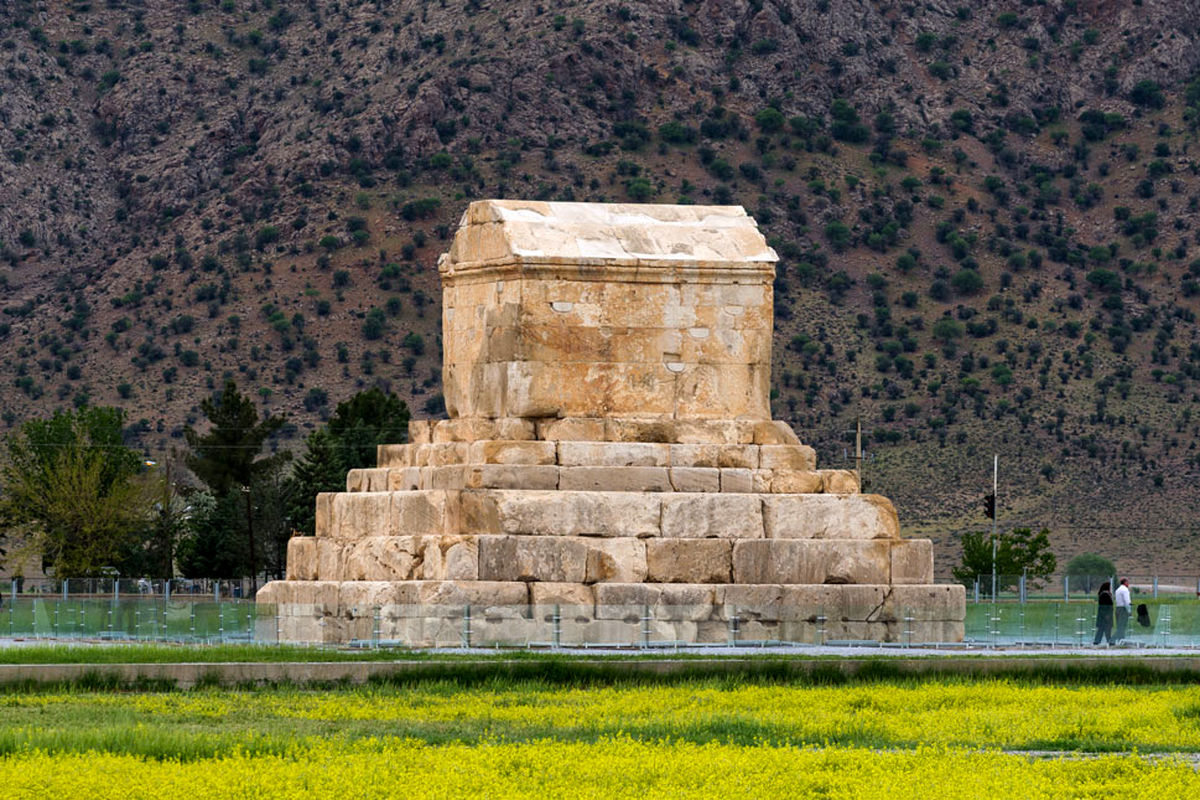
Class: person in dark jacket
1094,581,1114,646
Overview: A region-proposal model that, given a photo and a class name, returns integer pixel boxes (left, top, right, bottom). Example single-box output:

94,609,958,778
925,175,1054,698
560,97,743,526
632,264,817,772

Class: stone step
460,490,896,540
287,532,931,585
258,579,964,645
407,416,803,447
347,464,857,494
377,439,818,472
315,489,897,542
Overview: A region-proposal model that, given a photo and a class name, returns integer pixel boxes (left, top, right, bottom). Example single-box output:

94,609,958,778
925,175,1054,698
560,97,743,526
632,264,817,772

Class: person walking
1114,578,1132,643
1094,581,1114,646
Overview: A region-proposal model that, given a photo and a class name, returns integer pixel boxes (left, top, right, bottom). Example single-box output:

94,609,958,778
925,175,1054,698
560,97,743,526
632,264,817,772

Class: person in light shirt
1114,578,1132,643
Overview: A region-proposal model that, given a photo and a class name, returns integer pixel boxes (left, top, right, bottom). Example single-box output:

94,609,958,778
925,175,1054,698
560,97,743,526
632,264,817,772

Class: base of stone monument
257,580,965,646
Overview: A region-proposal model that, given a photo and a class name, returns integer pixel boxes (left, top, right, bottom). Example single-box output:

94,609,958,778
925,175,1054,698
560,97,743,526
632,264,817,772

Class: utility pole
991,454,998,603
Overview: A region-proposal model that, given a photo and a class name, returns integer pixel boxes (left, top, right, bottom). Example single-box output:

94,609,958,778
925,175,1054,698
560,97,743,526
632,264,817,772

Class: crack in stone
866,586,894,623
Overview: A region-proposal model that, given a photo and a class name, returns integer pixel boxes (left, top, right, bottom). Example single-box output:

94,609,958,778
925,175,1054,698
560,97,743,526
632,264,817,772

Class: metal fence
2,578,272,644
5,575,1200,649
964,574,1200,647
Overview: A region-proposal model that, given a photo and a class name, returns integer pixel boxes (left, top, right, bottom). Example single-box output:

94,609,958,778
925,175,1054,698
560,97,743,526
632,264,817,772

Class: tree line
0,380,409,585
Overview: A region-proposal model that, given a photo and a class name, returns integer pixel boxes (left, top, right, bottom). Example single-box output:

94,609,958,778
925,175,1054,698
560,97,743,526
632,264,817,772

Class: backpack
1137,603,1152,628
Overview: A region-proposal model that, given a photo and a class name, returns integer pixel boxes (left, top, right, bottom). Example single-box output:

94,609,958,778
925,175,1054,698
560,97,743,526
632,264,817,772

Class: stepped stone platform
258,200,965,645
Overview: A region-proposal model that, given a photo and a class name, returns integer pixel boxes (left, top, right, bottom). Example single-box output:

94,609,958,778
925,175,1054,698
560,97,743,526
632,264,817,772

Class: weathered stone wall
440,202,776,422
258,201,965,645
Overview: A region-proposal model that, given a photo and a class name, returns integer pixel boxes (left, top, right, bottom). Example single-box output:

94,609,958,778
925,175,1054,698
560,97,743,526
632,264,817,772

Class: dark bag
1137,603,1152,628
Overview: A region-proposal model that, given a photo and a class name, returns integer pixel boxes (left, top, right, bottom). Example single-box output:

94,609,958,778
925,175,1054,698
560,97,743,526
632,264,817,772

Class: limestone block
392,491,453,536
259,580,340,608
516,322,684,366
530,582,595,611
753,421,802,445
592,583,716,621
890,539,934,585
536,417,606,442
462,490,662,537
443,538,479,581
645,540,732,583
429,466,467,490
604,417,677,444
735,620,782,642
285,537,318,581
759,444,817,471
410,444,432,467
559,618,641,645
433,418,496,443
584,538,647,583
777,585,890,622
769,470,824,494
392,580,530,610
408,420,433,446
717,445,759,468
761,494,900,540
655,584,719,621
337,580,411,613
386,467,425,492
660,494,763,539
558,441,671,467
314,493,333,537
677,364,770,420
329,492,395,540
430,442,469,466
369,469,391,491
669,467,720,492
715,583,784,617
343,537,423,581
505,361,678,419
719,468,754,493
731,539,892,585
681,325,771,365
464,464,561,490
822,470,861,494
695,620,731,644
750,469,772,493
314,538,345,580
477,535,588,582
674,419,757,445
558,466,672,492
376,444,412,468
882,584,966,621
593,582,662,614
471,617,539,647
469,440,558,465
346,469,368,492
669,444,719,467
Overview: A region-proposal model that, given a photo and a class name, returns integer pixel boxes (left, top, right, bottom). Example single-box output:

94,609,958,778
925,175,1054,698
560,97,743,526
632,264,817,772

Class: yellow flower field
3,677,1200,796
1,739,1198,798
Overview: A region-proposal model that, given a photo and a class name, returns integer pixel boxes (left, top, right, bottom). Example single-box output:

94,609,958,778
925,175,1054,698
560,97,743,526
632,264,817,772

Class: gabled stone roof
440,200,778,273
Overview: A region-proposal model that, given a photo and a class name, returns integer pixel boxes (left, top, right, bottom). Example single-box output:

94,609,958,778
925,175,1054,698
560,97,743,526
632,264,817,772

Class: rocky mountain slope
4,0,1200,577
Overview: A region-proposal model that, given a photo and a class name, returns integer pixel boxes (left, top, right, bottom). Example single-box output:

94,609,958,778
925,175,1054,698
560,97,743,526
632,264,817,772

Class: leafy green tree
953,527,1057,590
1065,552,1116,592
0,408,149,577
184,380,289,586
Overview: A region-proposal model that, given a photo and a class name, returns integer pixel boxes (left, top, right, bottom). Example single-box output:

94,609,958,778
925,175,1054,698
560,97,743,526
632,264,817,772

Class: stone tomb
258,201,965,645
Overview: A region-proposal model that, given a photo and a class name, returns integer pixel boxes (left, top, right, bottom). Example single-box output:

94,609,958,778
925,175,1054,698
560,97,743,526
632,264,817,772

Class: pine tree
286,427,344,536
183,380,289,587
